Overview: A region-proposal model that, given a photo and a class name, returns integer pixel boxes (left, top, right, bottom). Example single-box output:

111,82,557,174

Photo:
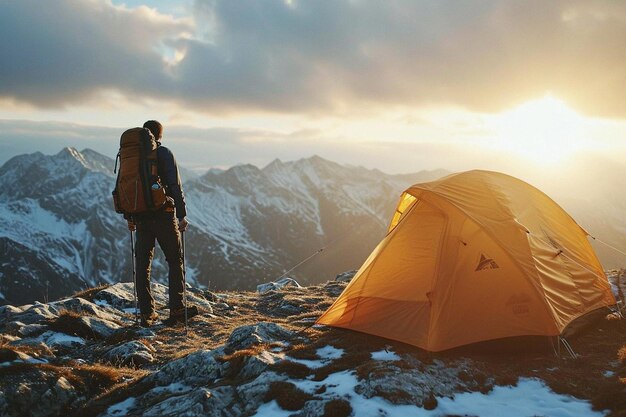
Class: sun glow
488,96,590,165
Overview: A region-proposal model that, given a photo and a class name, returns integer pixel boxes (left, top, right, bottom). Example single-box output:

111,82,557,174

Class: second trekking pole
182,230,188,334
130,229,138,325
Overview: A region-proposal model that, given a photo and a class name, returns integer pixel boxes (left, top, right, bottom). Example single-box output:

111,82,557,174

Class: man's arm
157,146,187,219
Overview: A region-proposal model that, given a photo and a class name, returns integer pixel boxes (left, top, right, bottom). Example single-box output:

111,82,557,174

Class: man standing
127,120,197,326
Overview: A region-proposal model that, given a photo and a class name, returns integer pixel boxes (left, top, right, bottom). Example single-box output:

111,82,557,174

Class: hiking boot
140,311,159,327
163,305,199,326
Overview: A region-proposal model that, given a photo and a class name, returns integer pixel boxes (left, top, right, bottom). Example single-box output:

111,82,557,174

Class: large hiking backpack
112,127,167,216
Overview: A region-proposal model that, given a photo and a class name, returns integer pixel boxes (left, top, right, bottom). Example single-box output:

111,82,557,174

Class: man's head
143,120,163,141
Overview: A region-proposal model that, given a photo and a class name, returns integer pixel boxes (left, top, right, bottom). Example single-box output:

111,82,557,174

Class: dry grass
48,310,99,340
264,381,315,411
104,327,140,346
72,373,151,417
286,343,321,360
272,360,312,379
217,343,269,363
323,399,352,417
8,279,625,415
72,284,111,302
0,361,144,393
0,341,55,362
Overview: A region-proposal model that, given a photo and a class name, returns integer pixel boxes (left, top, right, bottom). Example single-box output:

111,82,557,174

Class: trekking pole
182,230,188,334
130,229,138,325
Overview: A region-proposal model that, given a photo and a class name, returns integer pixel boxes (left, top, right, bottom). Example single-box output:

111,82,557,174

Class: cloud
0,0,191,107
1,0,625,117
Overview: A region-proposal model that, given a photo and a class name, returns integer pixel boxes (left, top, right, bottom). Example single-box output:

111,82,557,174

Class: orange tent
317,170,615,351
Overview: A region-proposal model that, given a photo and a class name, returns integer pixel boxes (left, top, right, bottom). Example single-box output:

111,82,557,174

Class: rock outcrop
0,276,624,417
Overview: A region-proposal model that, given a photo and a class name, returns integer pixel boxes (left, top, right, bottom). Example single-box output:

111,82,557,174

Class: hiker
125,120,197,327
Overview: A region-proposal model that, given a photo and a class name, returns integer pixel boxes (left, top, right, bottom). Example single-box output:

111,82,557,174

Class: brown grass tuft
72,284,111,302
323,398,353,417
48,310,98,339
287,343,320,360
314,350,371,381
104,327,138,346
272,360,312,379
264,381,314,411
591,380,626,414
217,344,269,363
0,362,143,394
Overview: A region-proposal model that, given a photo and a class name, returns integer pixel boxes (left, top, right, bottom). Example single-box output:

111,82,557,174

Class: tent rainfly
317,170,616,351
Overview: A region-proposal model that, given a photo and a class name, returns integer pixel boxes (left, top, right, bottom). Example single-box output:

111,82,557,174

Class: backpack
112,127,167,216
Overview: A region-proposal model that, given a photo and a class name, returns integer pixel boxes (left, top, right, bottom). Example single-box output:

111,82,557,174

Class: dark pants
134,210,185,315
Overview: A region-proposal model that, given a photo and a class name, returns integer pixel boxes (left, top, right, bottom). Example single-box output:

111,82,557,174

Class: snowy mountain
0,148,446,305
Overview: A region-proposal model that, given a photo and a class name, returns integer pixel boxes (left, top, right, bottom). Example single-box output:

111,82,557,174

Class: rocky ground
1,270,625,417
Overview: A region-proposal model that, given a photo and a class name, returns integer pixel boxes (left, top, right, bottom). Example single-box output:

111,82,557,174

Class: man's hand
178,217,189,232
127,220,136,231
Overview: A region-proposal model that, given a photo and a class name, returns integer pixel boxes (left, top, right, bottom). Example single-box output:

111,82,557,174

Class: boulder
354,358,477,406
93,283,213,315
50,297,121,323
92,282,137,311
141,387,227,417
2,376,78,417
323,281,348,297
94,282,169,312
0,304,26,326
335,270,357,282
236,371,286,414
148,349,225,387
257,291,304,317
8,304,59,326
34,331,85,350
136,383,194,410
237,350,284,380
104,341,155,366
17,323,48,337
78,316,122,339
226,322,294,352
257,277,301,294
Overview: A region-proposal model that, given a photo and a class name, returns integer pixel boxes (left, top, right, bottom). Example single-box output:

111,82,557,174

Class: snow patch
36,331,85,348
105,396,136,416
253,372,606,417
316,345,344,360
286,345,344,369
435,378,607,417
371,348,401,361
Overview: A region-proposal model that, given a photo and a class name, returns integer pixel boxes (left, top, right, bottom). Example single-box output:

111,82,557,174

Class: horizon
4,142,625,182
1,1,625,177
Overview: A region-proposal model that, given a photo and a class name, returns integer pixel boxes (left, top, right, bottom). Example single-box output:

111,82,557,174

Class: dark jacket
157,144,187,219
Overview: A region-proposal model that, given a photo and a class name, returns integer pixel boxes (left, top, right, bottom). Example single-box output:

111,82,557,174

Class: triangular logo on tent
475,254,499,271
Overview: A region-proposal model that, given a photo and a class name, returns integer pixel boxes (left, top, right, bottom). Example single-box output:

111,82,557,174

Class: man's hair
143,120,163,140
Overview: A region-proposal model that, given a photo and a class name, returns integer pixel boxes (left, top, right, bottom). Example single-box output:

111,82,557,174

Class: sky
0,0,625,174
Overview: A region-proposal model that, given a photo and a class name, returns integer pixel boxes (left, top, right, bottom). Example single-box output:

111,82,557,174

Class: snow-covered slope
0,148,445,305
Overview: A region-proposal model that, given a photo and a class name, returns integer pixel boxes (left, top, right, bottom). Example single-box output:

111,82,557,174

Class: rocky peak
0,274,624,417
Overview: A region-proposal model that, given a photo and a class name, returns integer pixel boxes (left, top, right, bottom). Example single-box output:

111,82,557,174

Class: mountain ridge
1,147,624,306
0,148,447,305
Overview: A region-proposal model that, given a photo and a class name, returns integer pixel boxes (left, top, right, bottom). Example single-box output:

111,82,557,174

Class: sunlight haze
0,0,624,175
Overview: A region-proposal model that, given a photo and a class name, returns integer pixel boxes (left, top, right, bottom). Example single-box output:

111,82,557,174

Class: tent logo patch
506,293,531,316
475,254,499,271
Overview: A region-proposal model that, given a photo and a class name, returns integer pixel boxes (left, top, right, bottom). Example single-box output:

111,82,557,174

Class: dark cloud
0,0,189,107
1,0,625,117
